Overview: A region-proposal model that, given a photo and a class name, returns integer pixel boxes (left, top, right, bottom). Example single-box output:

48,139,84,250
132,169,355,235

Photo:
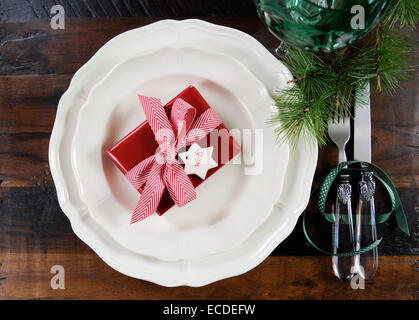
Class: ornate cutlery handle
332,171,355,281
355,169,379,280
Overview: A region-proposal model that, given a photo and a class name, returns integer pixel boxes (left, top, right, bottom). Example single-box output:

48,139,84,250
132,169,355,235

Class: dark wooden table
0,10,417,299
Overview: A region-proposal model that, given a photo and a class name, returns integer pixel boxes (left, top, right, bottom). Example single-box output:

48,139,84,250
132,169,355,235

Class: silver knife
353,83,379,280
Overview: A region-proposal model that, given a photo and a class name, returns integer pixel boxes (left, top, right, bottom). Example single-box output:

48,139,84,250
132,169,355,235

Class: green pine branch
271,0,418,147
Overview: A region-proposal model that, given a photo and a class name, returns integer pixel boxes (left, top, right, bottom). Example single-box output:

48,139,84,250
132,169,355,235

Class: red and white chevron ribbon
125,95,222,224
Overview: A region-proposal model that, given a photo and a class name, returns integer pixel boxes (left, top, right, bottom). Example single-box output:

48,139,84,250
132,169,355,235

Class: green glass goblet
254,0,390,52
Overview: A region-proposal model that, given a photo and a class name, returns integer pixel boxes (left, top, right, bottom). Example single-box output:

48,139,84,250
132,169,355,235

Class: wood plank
0,75,68,187
370,81,419,177
0,0,258,22
0,75,71,133
0,186,90,254
0,254,417,299
0,132,51,187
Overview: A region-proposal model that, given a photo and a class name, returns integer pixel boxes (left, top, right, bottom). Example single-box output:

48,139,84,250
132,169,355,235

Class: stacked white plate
49,19,318,287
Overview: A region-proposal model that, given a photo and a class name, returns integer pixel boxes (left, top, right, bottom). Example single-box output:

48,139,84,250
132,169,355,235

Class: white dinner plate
49,19,317,286
71,47,289,261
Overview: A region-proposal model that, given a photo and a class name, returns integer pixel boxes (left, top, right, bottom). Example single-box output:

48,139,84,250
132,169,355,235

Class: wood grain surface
0,0,257,21
0,14,418,299
0,254,417,300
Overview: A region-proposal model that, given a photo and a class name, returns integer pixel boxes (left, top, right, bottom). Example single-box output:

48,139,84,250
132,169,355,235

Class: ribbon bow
126,95,222,224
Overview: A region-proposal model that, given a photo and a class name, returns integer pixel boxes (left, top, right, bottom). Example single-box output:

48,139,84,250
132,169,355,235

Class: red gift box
107,85,241,216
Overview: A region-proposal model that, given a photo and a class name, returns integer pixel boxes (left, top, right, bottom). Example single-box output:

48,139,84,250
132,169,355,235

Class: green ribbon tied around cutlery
303,160,410,257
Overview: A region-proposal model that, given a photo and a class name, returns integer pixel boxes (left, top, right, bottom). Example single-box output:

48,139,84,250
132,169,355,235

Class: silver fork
328,117,350,164
328,117,355,281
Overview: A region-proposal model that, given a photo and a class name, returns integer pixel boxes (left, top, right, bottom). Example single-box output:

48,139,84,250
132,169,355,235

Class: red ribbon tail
130,162,165,224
